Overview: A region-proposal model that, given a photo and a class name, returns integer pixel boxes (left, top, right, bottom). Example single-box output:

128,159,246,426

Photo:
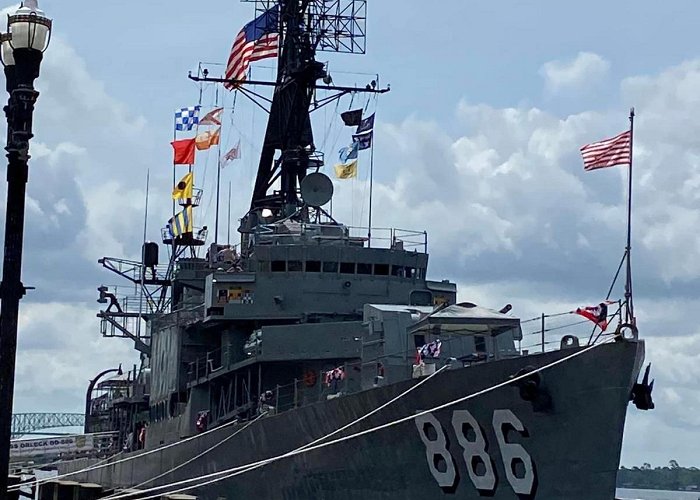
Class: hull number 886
415,409,535,496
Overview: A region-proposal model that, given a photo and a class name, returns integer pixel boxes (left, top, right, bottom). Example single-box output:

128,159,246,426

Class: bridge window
271,260,286,272
323,261,338,273
410,290,432,306
374,264,390,276
306,260,321,272
391,265,405,277
475,335,487,354
340,262,355,274
258,260,270,272
288,260,303,272
357,263,372,275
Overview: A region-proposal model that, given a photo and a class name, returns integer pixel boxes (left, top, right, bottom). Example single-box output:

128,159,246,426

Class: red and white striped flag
580,130,632,171
224,7,279,90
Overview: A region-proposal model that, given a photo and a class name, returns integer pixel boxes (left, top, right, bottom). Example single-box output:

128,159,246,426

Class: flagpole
172,116,177,217
138,169,150,339
227,181,232,246
367,134,374,248
625,107,635,323
214,87,223,244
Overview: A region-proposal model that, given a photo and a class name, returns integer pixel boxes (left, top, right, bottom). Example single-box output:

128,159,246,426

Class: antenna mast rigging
190,0,386,228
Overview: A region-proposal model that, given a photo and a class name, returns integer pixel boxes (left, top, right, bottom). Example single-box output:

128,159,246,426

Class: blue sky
5,0,700,469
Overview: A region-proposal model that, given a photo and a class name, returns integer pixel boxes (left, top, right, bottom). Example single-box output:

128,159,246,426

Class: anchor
630,363,655,410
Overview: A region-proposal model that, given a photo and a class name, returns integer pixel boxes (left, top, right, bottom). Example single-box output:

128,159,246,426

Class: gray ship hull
61,339,644,499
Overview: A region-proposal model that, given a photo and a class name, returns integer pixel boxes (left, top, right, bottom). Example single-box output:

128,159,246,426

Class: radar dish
300,172,334,207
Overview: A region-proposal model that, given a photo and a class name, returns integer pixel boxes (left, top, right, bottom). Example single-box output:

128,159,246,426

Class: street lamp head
1,1,51,86
7,1,52,53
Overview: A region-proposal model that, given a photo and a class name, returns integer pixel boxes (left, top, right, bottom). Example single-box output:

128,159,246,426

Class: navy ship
51,1,655,498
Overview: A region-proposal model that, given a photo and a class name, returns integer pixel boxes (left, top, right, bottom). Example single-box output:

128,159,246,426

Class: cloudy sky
4,0,699,467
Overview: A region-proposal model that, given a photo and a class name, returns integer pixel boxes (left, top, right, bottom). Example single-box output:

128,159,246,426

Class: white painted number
450,410,496,492
493,409,535,496
414,413,457,488
417,409,536,496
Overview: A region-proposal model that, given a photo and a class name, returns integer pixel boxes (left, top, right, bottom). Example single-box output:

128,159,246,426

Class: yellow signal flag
172,172,194,200
168,205,193,237
334,160,358,179
195,127,221,151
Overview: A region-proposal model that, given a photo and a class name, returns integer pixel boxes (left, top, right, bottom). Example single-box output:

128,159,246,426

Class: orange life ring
303,369,317,387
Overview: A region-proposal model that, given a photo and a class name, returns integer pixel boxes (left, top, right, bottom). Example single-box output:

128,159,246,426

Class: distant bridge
11,413,84,438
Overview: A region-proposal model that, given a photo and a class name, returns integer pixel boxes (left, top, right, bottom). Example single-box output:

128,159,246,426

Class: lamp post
84,365,123,434
0,0,51,491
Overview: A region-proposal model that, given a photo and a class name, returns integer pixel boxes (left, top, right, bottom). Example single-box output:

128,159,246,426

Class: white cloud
540,52,611,93
15,302,135,413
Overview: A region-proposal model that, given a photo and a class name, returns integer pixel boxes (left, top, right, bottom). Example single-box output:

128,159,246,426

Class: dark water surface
617,488,700,500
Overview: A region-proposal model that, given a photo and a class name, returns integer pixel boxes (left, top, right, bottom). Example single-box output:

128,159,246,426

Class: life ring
303,369,317,387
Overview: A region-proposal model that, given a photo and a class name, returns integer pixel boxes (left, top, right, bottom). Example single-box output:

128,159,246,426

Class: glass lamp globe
7,0,52,53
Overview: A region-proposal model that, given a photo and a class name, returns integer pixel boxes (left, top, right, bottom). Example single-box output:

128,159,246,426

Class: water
617,488,700,500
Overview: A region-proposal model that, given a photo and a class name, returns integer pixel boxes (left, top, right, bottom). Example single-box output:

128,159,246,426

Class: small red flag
575,302,611,331
171,139,196,165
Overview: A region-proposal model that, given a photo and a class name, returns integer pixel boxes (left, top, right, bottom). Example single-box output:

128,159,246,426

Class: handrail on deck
252,222,428,253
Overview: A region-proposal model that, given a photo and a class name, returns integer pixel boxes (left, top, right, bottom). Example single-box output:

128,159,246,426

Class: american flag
224,6,280,90
580,130,632,171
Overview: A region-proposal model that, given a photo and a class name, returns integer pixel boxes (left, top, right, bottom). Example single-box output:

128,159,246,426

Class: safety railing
151,304,205,331
99,256,170,285
348,226,428,253
518,300,625,353
252,222,428,253
178,188,203,207
161,226,209,246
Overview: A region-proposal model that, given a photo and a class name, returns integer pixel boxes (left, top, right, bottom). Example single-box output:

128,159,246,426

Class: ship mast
252,0,321,216
190,0,387,227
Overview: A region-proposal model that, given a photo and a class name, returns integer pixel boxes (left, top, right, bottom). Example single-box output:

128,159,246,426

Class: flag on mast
195,127,221,151
174,106,200,131
334,160,358,179
341,109,363,127
171,139,196,165
168,206,193,238
172,172,194,200
353,131,373,150
221,141,241,168
200,107,224,126
338,141,359,162
224,6,280,89
574,302,614,331
580,130,632,171
356,113,375,134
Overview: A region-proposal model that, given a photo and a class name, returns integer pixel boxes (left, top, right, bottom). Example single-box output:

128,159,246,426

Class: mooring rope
106,335,622,500
102,364,449,498
7,411,243,492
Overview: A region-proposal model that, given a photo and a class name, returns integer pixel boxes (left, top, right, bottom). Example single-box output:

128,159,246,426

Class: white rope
119,411,268,493
108,336,620,500
7,413,242,492
108,364,449,500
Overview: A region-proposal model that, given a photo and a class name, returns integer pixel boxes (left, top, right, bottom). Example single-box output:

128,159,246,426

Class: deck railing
252,223,428,253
